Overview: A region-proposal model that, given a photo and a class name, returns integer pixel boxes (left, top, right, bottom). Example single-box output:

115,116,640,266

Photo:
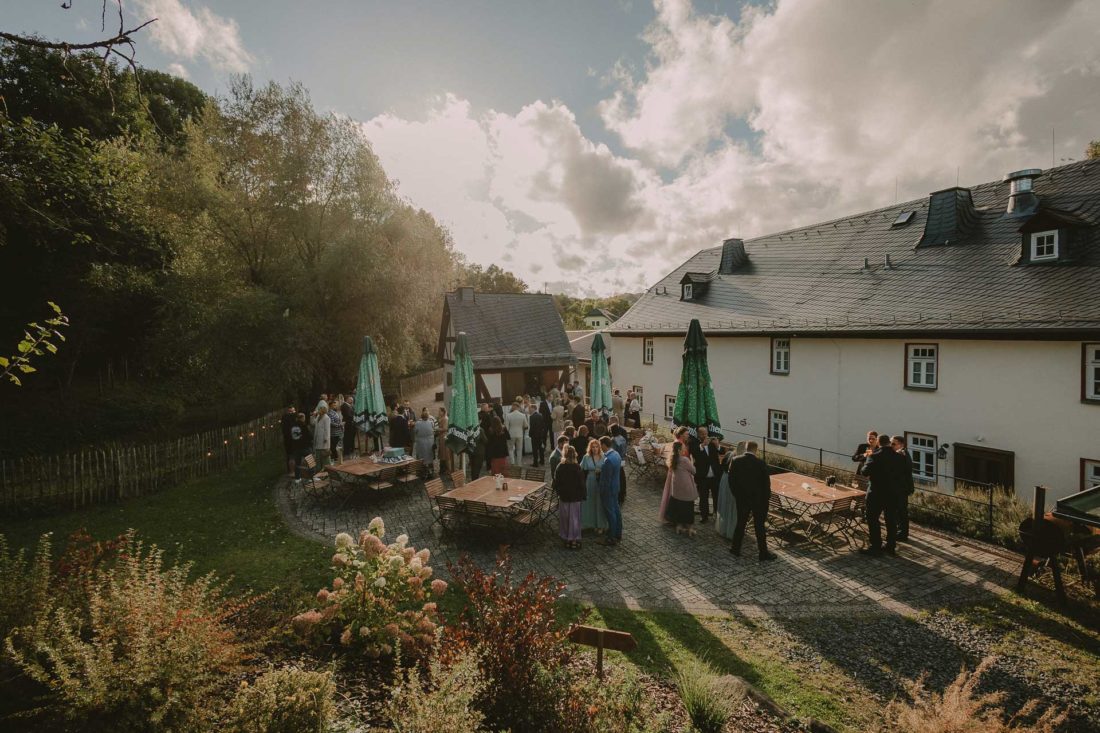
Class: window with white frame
682,283,693,300
664,394,676,420
643,338,654,365
906,344,938,389
771,338,790,374
1030,230,1058,261
1085,343,1100,402
632,385,644,408
1084,459,1100,492
907,433,937,482
768,409,788,443
1082,460,1100,488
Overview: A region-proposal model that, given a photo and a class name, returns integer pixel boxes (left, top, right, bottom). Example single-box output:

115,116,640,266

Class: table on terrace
441,475,547,508
769,472,866,547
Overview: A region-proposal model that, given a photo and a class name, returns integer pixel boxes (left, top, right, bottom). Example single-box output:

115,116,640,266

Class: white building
584,307,617,329
608,162,1100,501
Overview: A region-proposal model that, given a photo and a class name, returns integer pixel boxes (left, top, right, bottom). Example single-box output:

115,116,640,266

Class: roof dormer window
1030,230,1058,262
682,283,693,300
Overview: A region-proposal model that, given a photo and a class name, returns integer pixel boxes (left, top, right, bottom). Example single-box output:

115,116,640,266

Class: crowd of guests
280,394,358,483
283,384,917,562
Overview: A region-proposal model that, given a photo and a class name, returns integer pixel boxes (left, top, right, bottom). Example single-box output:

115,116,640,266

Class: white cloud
165,62,189,79
132,0,253,72
360,0,1100,296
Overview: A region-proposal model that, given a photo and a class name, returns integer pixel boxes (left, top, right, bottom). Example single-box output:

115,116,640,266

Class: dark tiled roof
445,292,575,370
610,159,1100,336
567,329,599,363
585,307,618,320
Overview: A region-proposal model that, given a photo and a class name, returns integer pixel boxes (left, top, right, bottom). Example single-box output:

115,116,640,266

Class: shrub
291,517,446,659
673,656,736,733
226,666,336,733
385,645,486,733
443,550,586,732
5,533,245,732
882,656,1066,732
0,533,51,641
910,485,1030,550
558,663,673,733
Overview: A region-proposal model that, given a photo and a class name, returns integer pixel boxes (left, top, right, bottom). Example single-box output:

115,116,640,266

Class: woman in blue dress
714,447,738,539
579,438,606,531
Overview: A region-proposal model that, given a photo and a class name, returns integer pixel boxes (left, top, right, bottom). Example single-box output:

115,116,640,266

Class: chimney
862,257,870,270
918,187,978,247
884,253,893,269
458,286,475,302
718,238,748,274
1003,168,1041,218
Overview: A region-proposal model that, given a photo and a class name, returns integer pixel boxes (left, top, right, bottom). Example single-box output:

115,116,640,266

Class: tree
1087,140,1100,159
457,263,528,293
0,1,156,78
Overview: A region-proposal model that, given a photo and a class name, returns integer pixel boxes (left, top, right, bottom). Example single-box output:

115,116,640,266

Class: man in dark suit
891,435,916,541
728,441,777,561
538,394,553,451
851,430,878,476
690,427,721,521
861,432,904,556
571,399,587,431
528,405,547,467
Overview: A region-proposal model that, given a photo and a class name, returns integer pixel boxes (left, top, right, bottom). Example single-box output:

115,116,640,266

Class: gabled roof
567,329,601,363
610,159,1100,337
442,291,575,370
585,307,618,320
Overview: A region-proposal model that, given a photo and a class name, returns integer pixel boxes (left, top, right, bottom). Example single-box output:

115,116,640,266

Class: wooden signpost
568,625,637,679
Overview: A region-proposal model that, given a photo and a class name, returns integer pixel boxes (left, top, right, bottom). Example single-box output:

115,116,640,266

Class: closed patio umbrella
445,332,480,459
589,332,612,413
354,336,388,441
672,319,723,440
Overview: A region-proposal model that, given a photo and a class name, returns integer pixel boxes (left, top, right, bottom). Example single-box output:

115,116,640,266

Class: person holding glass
579,438,606,531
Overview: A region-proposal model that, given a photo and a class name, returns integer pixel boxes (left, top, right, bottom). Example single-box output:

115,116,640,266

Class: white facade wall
609,334,1099,501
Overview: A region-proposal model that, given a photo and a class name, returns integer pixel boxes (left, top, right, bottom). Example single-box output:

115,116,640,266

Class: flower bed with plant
291,516,446,658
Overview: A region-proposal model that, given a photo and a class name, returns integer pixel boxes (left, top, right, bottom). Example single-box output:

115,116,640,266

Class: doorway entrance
954,443,1015,491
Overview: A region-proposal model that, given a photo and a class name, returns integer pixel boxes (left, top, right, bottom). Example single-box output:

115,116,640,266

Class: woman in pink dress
659,427,691,524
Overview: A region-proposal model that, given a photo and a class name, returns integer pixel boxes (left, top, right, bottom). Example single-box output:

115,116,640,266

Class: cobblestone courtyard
279,462,1020,619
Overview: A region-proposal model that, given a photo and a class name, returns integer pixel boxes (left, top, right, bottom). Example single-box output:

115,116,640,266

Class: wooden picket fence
0,410,283,515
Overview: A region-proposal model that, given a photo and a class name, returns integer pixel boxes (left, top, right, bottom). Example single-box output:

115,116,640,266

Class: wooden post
567,625,637,681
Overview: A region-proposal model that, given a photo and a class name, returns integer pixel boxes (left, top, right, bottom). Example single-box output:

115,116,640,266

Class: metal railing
625,412,1004,542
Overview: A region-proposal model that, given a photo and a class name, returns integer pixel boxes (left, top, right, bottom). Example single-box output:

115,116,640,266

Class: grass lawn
0,448,329,595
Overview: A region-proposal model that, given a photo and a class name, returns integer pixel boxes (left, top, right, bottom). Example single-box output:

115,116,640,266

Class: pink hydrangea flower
340,628,353,645
291,610,323,636
332,577,345,590
316,588,331,602
431,579,448,595
422,602,437,614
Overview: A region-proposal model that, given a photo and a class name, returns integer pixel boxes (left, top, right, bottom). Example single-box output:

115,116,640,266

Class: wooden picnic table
441,475,547,509
770,472,864,505
769,472,865,547
325,456,423,487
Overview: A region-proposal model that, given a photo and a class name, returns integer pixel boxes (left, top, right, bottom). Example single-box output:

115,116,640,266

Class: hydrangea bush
292,517,446,658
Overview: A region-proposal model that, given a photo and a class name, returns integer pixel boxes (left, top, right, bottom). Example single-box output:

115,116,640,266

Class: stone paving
278,462,1020,619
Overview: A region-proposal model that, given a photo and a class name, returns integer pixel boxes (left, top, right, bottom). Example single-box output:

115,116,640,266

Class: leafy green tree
1087,140,1100,159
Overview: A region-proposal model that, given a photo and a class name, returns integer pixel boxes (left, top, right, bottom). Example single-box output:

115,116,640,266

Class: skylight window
892,211,916,227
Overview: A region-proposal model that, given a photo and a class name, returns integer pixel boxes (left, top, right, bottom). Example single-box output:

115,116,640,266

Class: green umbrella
672,319,723,440
354,336,388,436
589,332,612,412
446,332,480,455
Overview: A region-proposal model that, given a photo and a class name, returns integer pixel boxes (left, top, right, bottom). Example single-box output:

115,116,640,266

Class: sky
9,0,1100,296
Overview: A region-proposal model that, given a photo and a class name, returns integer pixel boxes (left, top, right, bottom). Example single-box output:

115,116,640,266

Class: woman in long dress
413,408,436,470
714,448,738,539
579,438,606,531
553,446,586,549
665,430,698,536
659,427,691,523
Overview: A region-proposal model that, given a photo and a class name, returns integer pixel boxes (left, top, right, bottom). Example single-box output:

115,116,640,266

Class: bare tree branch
0,18,157,53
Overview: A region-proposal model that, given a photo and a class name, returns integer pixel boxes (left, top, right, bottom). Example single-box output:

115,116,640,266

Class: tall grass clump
882,656,1066,732
673,655,738,733
226,666,336,733
385,645,486,733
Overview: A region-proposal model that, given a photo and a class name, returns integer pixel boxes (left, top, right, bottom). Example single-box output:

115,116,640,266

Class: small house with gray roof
609,160,1100,500
439,287,575,406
